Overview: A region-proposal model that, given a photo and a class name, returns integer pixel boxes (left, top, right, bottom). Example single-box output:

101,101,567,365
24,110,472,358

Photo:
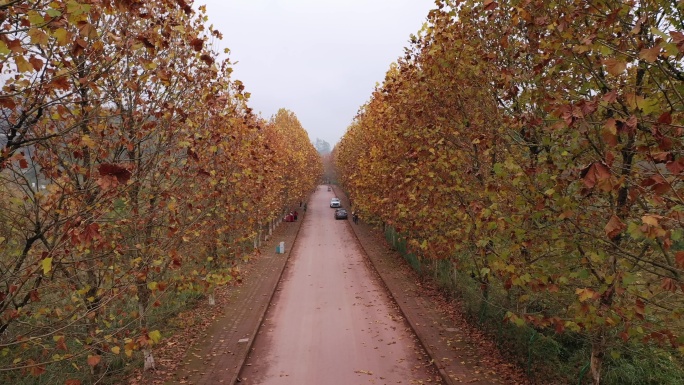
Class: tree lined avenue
3,0,684,384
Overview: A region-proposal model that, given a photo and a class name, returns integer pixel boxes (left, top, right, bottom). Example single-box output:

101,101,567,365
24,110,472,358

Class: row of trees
1,1,321,383
335,0,683,383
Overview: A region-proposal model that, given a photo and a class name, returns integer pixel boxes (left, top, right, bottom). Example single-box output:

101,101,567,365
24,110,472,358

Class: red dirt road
238,187,439,384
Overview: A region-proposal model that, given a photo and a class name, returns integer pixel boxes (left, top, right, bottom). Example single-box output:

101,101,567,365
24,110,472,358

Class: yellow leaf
663,42,679,57
0,40,9,55
642,215,660,227
147,282,158,291
27,11,45,25
53,28,70,46
81,135,96,148
624,93,643,111
111,346,120,355
92,40,104,52
576,288,596,302
15,56,34,73
28,29,49,45
42,257,53,275
650,26,668,39
598,45,613,56
125,348,133,357
148,330,162,344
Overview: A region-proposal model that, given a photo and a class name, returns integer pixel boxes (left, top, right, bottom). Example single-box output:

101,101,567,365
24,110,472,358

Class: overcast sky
195,0,436,147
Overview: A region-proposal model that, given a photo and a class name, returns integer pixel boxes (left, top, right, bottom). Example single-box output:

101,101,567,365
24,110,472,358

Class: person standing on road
353,211,359,224
294,210,298,221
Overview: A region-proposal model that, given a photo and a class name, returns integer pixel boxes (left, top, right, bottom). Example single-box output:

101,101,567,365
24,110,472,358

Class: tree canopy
335,1,684,383
0,1,321,382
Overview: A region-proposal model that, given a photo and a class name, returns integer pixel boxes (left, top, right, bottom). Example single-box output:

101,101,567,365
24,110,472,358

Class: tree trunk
479,278,490,322
138,287,156,371
143,347,156,371
208,288,216,306
590,329,605,385
86,284,104,378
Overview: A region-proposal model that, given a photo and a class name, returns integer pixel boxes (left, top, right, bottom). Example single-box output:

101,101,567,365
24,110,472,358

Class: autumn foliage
1,0,320,383
336,0,684,383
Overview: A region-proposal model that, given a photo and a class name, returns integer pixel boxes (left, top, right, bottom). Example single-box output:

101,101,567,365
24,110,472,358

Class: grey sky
196,0,435,147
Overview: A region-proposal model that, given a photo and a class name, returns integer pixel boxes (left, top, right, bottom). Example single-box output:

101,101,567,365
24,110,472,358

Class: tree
336,1,684,383
314,138,331,155
0,1,321,382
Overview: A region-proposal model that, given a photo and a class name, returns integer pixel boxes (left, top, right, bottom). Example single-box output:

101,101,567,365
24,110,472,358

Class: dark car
334,208,348,220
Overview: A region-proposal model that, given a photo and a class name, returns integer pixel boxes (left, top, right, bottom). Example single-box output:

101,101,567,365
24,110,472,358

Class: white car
330,198,341,208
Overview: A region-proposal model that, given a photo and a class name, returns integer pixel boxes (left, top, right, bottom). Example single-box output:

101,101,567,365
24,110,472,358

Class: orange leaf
603,58,627,76
8,38,24,53
190,38,204,52
581,162,611,189
635,299,645,318
642,214,661,227
671,31,684,43
200,54,214,65
87,355,101,367
658,112,672,125
483,0,498,11
65,380,82,385
639,46,660,63
675,251,684,269
29,363,46,376
98,163,131,184
29,56,44,71
605,215,626,240
661,278,678,293
156,69,170,82
602,89,618,103
56,336,68,351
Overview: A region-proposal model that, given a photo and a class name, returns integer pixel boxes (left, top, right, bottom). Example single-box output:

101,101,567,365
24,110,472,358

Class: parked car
330,198,341,208
334,208,348,220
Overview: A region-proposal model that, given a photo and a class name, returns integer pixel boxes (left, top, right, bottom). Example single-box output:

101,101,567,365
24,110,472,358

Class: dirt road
238,187,439,384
